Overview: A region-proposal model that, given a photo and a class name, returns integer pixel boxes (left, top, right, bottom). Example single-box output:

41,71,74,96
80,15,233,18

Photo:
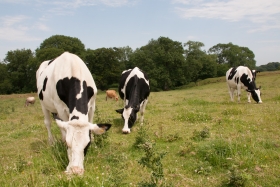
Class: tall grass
0,71,280,186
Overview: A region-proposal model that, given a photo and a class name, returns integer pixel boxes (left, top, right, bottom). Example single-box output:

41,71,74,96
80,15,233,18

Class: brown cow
25,96,35,106
106,90,118,101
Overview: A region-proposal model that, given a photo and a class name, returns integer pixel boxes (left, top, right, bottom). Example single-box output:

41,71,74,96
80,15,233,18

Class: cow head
246,86,262,103
55,119,111,175
116,105,139,133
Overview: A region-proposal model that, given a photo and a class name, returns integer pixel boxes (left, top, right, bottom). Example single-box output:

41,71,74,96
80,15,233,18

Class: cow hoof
122,129,131,134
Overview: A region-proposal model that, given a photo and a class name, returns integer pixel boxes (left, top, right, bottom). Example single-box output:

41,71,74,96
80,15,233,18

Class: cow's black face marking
128,109,137,128
56,77,94,115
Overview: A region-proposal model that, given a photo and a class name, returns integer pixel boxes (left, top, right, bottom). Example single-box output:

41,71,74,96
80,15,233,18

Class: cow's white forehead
123,107,133,119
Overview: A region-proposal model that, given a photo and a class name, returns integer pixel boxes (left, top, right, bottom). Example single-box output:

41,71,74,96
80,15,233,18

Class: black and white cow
36,52,111,175
226,66,262,103
116,67,150,133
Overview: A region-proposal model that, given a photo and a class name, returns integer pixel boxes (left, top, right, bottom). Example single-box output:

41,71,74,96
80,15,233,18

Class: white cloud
173,0,280,32
0,15,46,41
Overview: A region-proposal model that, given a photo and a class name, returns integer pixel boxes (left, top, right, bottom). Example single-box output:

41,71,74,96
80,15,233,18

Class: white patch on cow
122,107,133,133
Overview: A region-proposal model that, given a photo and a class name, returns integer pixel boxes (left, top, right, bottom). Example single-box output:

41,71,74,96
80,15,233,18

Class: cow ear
89,123,112,135
116,108,124,114
55,119,68,130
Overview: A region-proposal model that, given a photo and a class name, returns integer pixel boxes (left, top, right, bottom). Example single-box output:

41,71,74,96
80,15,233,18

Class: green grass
1,71,280,186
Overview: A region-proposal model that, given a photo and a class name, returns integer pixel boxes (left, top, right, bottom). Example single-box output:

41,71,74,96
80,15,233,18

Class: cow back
36,52,97,121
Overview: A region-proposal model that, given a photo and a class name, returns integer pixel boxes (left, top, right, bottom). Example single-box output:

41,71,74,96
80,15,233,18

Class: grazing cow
226,66,262,103
106,90,118,101
116,67,150,133
25,96,35,106
36,52,111,175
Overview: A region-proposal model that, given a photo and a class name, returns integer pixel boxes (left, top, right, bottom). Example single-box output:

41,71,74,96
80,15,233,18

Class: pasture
0,71,280,186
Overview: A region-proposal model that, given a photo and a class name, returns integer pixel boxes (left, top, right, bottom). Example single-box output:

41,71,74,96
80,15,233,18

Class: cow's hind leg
228,85,235,102
139,99,148,125
41,105,54,144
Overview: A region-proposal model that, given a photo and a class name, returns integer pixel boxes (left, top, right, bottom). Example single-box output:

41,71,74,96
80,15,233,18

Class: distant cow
116,67,150,133
36,52,111,175
106,90,118,101
226,66,262,103
25,97,35,106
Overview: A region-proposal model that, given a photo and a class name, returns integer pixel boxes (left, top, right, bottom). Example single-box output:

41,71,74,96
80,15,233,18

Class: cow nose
258,101,263,104
71,166,84,175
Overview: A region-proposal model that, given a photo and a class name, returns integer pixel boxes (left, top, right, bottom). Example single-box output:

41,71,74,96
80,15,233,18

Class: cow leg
56,109,70,142
247,92,251,103
237,86,242,102
88,101,96,123
139,99,148,124
41,105,54,144
228,85,235,102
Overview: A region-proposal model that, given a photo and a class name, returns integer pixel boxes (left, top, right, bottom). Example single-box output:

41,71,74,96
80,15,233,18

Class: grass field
0,71,280,187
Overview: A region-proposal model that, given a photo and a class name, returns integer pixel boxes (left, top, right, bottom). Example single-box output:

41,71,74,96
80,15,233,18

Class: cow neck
240,74,257,90
126,75,140,109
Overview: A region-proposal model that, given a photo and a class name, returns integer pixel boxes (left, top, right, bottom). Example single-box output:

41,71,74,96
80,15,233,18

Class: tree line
0,35,275,94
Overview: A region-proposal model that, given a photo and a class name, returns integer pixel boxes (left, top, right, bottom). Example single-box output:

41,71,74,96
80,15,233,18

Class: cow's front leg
41,106,54,144
247,92,251,103
139,99,148,124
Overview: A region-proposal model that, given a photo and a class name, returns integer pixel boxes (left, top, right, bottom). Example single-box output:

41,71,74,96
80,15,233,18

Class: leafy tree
84,48,125,90
4,49,38,93
208,43,256,69
257,62,280,71
118,46,134,69
184,41,217,82
131,37,187,91
36,35,86,62
0,63,12,94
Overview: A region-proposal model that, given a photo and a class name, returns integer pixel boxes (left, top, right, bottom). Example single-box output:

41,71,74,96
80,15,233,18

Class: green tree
131,37,186,91
184,41,217,82
84,48,124,90
208,43,256,69
4,49,38,93
0,63,12,94
36,35,86,62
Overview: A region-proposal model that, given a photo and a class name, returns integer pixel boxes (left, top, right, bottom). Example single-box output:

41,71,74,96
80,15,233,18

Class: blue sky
0,0,279,66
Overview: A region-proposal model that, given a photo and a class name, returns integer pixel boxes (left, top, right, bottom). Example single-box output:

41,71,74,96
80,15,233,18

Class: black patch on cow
38,77,48,100
118,69,133,100
228,67,237,80
48,58,56,65
56,77,94,115
39,90,43,100
70,116,79,120
43,77,48,91
84,131,91,156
